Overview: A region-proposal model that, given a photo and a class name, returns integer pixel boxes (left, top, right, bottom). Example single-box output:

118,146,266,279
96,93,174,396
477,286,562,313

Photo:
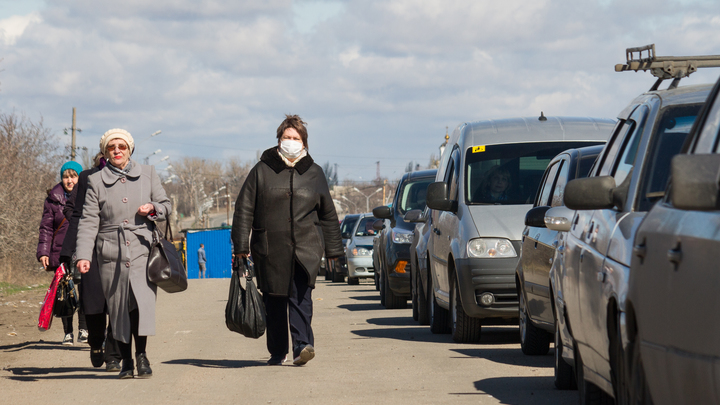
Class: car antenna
615,44,720,91
538,111,547,121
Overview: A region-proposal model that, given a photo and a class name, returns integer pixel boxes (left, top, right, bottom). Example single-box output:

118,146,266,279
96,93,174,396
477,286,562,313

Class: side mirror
524,206,551,228
426,182,457,212
372,206,393,219
671,154,720,210
341,232,351,240
544,206,575,232
372,219,385,231
564,176,615,210
404,209,423,223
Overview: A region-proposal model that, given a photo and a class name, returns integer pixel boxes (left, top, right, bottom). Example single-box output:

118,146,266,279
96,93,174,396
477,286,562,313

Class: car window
355,216,378,236
612,106,648,186
341,217,358,237
638,103,702,211
577,155,598,178
465,141,599,205
598,120,633,177
551,160,570,207
397,178,433,214
535,161,561,207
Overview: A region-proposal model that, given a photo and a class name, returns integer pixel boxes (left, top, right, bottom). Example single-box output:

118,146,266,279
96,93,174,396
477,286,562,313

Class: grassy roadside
0,282,48,297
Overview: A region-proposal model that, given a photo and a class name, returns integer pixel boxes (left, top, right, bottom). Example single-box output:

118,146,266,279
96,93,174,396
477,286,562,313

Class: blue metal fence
185,228,232,279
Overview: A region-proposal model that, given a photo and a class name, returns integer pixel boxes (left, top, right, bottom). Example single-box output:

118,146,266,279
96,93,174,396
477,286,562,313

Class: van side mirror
341,232,351,240
403,209,424,223
671,154,720,210
372,219,385,231
372,206,393,219
525,206,551,228
564,176,615,210
426,182,457,213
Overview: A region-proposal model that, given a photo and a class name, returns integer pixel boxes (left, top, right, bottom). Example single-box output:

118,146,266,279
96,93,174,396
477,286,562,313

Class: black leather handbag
147,220,188,293
53,271,78,318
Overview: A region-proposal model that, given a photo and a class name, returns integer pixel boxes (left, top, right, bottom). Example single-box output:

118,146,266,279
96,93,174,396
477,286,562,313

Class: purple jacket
36,182,69,269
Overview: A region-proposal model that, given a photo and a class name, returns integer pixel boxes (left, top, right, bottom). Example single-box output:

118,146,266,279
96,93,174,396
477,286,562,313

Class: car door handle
633,239,646,261
433,228,441,235
596,271,606,282
667,243,682,265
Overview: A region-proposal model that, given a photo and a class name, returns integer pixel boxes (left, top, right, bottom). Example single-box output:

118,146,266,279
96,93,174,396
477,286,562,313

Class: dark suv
373,169,436,309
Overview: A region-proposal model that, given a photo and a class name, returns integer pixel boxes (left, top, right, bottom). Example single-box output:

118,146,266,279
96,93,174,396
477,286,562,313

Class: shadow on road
452,347,554,368
472,375,574,404
347,294,380,301
5,366,115,381
351,326,452,343
337,303,383,311
163,358,266,368
0,340,87,353
365,316,417,326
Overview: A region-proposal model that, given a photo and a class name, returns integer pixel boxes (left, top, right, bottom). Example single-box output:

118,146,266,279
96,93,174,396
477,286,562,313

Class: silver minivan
425,115,615,343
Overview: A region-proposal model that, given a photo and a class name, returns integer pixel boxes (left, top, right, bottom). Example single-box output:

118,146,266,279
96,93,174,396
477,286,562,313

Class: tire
374,272,380,291
416,264,430,326
429,274,450,334
519,289,551,355
610,314,628,404
450,275,481,343
576,344,614,405
554,313,577,390
324,263,333,281
383,268,406,309
411,269,419,321
379,270,386,307
347,276,359,285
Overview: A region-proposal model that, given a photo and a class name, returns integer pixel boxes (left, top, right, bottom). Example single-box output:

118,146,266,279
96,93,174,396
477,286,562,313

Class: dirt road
1,278,576,404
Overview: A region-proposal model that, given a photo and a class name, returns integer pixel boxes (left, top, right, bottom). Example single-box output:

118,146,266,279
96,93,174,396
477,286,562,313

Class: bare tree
0,113,61,283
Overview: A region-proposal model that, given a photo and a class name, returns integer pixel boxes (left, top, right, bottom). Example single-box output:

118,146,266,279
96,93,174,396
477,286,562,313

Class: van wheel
554,313,576,390
332,266,344,283
347,277,359,285
383,269,406,309
577,344,614,405
519,290,551,355
379,270,386,307
411,269,419,321
627,335,653,404
429,275,450,334
416,265,430,325
374,271,379,291
450,275,481,343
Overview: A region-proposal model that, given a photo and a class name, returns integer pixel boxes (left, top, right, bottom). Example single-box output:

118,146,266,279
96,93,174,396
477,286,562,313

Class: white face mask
280,139,304,159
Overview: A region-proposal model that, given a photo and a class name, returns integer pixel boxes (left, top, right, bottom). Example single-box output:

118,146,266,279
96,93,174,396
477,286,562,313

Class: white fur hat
100,128,134,155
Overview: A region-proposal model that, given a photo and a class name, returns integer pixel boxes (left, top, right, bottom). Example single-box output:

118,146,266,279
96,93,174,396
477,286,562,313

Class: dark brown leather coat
232,148,343,296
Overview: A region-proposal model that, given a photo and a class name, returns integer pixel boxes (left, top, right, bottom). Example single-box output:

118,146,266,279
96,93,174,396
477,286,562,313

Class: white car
345,213,377,285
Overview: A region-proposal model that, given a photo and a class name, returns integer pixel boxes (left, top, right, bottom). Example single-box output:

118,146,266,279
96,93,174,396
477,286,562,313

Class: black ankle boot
136,353,152,378
90,347,104,368
118,359,134,379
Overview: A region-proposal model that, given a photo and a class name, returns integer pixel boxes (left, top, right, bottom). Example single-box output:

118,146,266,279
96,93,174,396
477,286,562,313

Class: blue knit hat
60,161,83,178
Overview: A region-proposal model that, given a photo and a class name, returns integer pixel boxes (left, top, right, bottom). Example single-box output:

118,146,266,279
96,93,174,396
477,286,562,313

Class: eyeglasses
106,144,129,153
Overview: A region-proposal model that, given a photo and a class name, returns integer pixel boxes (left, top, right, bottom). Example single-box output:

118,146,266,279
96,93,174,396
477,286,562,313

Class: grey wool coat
232,147,344,296
76,160,171,344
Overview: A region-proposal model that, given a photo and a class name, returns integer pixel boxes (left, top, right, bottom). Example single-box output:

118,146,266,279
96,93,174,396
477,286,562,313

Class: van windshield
397,177,434,214
465,142,602,205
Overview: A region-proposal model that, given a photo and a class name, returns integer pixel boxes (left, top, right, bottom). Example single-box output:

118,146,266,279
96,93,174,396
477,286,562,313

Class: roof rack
615,44,720,90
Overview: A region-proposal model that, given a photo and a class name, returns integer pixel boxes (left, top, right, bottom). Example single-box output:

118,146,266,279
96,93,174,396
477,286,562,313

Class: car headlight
392,230,414,244
351,247,372,256
467,238,517,258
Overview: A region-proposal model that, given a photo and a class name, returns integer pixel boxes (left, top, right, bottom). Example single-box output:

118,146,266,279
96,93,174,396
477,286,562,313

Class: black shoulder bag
147,219,188,293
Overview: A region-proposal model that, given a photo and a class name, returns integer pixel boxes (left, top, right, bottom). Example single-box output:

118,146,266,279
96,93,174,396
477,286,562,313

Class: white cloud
0,13,41,45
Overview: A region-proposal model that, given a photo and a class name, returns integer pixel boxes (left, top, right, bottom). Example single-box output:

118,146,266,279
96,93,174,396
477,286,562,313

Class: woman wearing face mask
76,129,172,379
36,160,87,346
232,114,343,366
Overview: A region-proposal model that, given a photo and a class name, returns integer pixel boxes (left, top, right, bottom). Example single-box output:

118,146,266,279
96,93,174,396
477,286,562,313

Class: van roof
455,116,616,150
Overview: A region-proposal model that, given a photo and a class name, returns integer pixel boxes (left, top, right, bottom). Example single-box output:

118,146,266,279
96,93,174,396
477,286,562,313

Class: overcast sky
0,0,719,181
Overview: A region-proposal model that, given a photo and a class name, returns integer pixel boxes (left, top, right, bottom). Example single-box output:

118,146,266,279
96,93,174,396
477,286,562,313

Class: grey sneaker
78,329,89,344
62,333,74,346
293,344,315,366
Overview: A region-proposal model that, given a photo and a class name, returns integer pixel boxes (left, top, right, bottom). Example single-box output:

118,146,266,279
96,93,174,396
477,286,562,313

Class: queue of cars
344,45,720,405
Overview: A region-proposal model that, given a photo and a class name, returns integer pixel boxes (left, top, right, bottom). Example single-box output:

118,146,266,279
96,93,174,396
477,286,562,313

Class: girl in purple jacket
37,161,86,345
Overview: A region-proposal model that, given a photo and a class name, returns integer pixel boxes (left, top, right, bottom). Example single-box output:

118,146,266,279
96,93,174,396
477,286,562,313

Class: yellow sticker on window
472,145,486,153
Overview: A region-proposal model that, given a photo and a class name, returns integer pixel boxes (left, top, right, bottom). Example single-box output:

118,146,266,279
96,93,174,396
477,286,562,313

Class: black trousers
264,262,314,358
62,283,87,334
85,313,121,362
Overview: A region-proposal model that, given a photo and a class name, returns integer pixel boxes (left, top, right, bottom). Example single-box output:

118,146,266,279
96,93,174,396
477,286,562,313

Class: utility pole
376,161,380,181
225,182,230,225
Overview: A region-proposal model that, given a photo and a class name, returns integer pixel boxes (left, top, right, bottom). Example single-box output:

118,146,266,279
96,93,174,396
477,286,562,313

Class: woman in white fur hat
76,128,172,379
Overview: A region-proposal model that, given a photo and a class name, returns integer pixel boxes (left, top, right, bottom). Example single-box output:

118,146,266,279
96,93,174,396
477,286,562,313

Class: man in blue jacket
198,244,207,278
